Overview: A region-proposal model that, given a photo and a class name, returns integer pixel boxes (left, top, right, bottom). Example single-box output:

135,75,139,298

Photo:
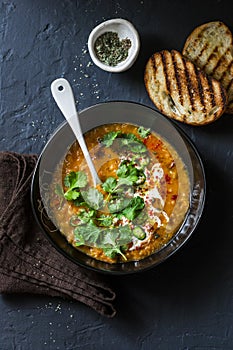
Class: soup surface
49,123,190,263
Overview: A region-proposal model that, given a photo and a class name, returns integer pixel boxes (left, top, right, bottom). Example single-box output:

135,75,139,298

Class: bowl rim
31,101,206,275
87,18,140,72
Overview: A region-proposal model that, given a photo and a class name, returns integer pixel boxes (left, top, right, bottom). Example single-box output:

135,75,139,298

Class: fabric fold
0,151,116,318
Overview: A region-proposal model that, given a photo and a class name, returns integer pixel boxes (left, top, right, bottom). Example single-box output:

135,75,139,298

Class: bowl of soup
31,101,206,274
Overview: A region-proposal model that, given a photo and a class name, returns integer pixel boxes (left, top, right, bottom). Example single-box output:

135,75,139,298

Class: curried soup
50,123,190,263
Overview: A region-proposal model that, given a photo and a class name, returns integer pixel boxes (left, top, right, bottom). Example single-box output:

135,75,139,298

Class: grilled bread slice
182,21,233,114
144,50,227,125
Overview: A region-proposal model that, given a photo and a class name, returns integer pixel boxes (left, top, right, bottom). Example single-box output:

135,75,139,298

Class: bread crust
144,50,227,125
182,21,233,114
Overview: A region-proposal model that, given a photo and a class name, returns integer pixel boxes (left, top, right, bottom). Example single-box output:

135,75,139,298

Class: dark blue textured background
1,0,233,349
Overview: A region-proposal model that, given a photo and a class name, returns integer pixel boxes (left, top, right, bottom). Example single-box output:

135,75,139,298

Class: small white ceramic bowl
88,18,140,73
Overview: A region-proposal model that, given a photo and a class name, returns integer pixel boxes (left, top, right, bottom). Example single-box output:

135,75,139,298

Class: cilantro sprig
116,160,146,186
102,161,145,214
121,133,147,153
137,126,151,139
63,171,87,200
120,196,145,221
101,226,132,259
82,188,104,210
102,131,121,147
101,130,148,154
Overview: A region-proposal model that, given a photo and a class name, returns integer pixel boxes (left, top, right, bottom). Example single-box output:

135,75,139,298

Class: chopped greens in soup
50,123,190,263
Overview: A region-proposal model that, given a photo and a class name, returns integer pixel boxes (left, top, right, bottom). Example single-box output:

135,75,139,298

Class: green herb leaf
116,161,145,186
64,189,81,201
96,214,114,227
102,131,121,147
64,171,87,189
102,177,117,193
73,197,87,207
101,226,132,260
77,208,96,224
64,171,87,201
108,197,131,213
102,246,125,259
74,235,85,247
122,133,140,143
74,222,101,246
130,154,150,168
130,142,147,153
117,225,133,245
102,231,125,259
102,230,118,246
137,126,151,139
116,162,128,178
82,188,104,210
120,133,147,153
121,196,145,221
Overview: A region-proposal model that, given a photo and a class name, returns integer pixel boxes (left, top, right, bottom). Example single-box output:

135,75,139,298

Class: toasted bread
182,21,233,114
144,50,227,125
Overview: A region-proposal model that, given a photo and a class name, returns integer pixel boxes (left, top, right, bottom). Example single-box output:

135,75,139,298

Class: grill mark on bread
209,47,232,80
182,57,197,112
212,55,227,80
171,51,183,105
226,78,233,94
161,51,171,95
198,42,210,66
221,60,233,90
206,75,216,110
220,81,228,106
173,51,197,115
151,54,157,76
150,54,157,85
150,54,161,106
205,46,220,71
193,64,206,115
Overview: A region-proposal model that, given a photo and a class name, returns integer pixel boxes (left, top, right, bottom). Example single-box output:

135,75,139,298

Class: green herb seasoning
94,31,132,66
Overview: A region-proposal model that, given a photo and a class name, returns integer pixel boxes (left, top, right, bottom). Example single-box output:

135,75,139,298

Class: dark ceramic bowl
31,101,206,274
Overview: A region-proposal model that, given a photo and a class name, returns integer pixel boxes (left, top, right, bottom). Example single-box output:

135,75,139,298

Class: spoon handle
51,78,101,186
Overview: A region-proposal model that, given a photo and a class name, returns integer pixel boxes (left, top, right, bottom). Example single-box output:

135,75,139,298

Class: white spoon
51,78,102,187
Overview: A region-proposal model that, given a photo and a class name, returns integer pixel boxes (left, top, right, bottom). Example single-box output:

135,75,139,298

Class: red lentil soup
50,123,190,263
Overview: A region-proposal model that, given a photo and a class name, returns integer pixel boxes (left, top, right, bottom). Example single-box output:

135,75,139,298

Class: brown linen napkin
0,151,116,317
